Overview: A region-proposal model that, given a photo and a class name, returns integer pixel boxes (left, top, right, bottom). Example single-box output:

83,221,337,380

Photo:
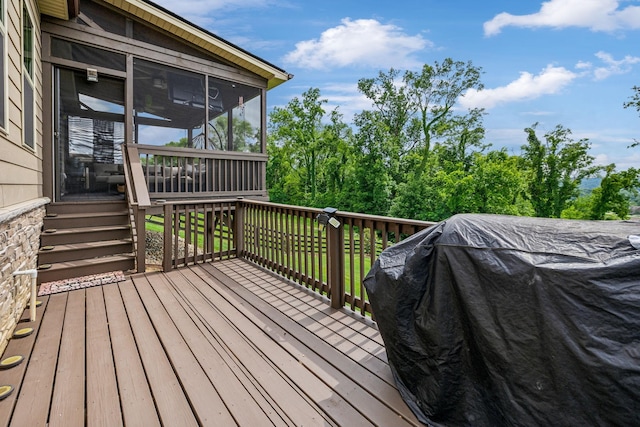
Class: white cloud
575,61,592,70
321,83,374,122
460,65,578,110
283,18,431,70
484,0,640,36
592,51,640,80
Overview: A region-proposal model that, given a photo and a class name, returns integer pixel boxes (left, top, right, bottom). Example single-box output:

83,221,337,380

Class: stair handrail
122,143,152,273
122,144,151,208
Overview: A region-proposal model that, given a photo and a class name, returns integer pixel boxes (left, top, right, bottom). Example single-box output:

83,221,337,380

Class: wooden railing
154,198,434,317
135,144,268,200
121,149,434,315
238,201,331,296
161,200,236,271
122,143,151,272
122,143,268,273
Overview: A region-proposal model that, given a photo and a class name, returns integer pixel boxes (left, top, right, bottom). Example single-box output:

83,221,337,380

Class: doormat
38,271,126,296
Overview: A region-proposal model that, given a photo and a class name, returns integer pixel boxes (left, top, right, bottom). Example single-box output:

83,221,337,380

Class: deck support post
135,206,146,273
163,203,173,271
327,218,345,309
234,198,245,258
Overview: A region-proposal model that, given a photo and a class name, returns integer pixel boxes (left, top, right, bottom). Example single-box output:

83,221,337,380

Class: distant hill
580,177,601,193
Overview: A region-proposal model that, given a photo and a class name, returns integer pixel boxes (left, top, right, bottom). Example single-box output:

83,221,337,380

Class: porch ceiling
103,0,292,89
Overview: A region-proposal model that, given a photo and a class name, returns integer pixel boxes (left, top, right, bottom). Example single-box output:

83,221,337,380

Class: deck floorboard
0,259,418,427
10,293,67,427
0,296,49,427
49,290,85,427
103,281,160,427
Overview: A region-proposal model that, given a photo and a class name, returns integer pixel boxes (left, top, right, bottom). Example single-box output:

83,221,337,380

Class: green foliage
520,123,600,218
265,61,637,222
623,86,640,147
588,165,639,220
341,110,394,215
390,149,531,221
356,59,484,175
560,195,593,219
267,88,351,207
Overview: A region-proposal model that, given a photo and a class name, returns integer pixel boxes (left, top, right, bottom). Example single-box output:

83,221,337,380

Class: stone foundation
0,199,48,355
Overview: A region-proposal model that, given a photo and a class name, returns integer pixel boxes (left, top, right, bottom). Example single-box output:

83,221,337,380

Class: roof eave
37,0,79,20
103,0,291,89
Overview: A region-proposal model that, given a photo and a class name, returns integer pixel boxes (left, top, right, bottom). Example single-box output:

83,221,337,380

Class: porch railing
123,143,270,273
154,198,434,317
134,144,268,200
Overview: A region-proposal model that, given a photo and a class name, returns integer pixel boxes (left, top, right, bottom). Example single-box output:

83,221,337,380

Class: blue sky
152,0,640,171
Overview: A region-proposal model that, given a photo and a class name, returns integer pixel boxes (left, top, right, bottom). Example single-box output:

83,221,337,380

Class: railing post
234,198,245,258
328,220,345,309
135,205,146,273
163,203,173,272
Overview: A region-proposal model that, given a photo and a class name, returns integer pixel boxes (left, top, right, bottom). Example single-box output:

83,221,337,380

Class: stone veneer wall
0,198,49,355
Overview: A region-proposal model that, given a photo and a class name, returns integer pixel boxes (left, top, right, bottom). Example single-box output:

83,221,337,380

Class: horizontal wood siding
0,0,43,208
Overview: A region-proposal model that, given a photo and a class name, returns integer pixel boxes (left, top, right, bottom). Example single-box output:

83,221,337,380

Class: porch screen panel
133,58,205,148
208,77,262,152
51,38,126,72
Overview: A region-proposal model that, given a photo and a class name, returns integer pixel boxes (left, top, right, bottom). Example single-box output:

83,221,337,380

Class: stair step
40,225,132,246
38,239,133,264
40,201,136,283
37,255,135,284
46,201,129,215
44,211,130,228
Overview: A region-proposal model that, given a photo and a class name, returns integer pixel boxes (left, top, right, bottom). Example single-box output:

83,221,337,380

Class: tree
589,165,639,220
462,150,531,216
266,137,298,203
313,109,352,208
520,124,600,218
623,86,640,147
268,88,327,205
435,108,488,173
404,59,484,168
342,110,393,216
267,88,350,207
389,149,531,221
356,59,484,178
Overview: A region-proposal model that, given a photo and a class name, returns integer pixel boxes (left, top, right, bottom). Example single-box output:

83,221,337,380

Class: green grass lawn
145,214,377,301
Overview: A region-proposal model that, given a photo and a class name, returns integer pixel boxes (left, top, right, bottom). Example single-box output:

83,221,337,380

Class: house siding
0,0,46,353
1,0,43,209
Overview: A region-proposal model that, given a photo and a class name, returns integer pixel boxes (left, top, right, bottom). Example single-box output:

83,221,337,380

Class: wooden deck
0,259,420,426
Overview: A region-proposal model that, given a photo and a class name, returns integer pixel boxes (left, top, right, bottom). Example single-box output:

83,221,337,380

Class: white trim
21,0,35,151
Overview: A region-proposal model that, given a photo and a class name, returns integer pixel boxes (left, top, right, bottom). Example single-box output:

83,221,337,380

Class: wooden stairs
37,201,136,284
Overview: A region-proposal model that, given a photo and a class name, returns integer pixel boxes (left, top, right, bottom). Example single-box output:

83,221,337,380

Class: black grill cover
364,214,640,426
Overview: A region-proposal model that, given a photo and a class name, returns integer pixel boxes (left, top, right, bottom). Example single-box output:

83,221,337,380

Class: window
22,3,34,148
0,0,6,131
